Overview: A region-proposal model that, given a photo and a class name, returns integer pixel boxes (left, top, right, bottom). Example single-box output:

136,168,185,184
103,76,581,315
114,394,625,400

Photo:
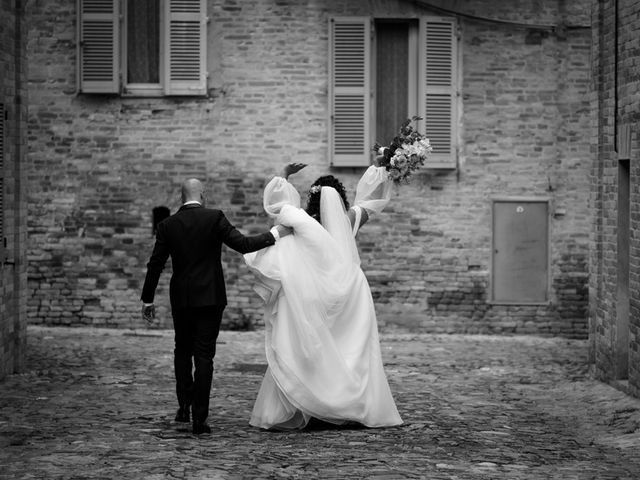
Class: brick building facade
590,0,640,396
0,1,28,380
26,0,592,336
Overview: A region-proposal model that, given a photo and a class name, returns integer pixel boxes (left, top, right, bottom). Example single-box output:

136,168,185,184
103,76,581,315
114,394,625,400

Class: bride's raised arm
349,159,393,231
262,163,306,218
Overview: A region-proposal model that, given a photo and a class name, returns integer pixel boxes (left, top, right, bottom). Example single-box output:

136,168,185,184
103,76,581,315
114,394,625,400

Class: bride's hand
283,162,307,179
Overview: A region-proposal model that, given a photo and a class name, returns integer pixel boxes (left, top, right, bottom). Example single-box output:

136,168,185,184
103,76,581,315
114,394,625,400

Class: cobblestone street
2,326,640,479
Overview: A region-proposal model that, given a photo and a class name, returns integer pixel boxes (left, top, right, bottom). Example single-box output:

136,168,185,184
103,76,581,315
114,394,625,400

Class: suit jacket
141,204,276,309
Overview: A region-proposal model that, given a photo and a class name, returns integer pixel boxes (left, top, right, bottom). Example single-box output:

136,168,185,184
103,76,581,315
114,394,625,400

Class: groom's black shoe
175,407,190,423
192,422,211,435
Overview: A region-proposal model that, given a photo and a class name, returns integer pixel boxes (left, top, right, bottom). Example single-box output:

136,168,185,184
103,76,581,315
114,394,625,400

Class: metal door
492,199,549,303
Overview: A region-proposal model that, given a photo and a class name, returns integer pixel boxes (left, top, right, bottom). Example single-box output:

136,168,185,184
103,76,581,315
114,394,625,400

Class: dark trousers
172,305,224,426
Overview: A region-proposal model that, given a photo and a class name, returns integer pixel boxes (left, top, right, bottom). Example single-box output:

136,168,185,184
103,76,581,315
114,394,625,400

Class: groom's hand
275,225,293,238
142,303,156,325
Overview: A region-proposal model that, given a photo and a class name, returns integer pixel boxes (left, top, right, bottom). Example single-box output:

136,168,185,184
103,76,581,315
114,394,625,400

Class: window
78,0,207,96
375,20,417,147
329,16,459,168
126,0,161,87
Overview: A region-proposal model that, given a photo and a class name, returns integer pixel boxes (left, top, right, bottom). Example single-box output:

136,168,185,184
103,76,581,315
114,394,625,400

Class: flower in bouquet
372,116,432,184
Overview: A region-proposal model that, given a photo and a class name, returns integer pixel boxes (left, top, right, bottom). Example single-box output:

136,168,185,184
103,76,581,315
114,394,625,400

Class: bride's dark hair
306,175,350,223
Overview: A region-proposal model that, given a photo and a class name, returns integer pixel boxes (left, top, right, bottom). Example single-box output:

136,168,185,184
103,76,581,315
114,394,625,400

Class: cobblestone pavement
2,327,640,479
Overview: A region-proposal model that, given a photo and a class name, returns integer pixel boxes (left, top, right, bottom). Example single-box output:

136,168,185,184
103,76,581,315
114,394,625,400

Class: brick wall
590,0,640,397
26,0,592,336
0,1,28,380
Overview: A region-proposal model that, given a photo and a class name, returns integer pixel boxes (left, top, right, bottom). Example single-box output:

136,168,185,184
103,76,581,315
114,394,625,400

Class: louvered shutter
78,0,120,93
418,17,458,168
329,17,371,167
164,0,207,96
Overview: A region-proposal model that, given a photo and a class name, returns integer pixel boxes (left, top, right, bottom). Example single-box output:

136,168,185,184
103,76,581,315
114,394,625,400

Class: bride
244,161,403,430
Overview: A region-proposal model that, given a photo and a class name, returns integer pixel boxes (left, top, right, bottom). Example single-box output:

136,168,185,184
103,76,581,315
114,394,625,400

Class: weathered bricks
590,0,640,398
24,0,591,337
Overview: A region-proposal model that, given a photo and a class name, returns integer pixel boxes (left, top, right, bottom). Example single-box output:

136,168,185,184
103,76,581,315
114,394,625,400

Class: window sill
487,301,551,306
122,84,164,98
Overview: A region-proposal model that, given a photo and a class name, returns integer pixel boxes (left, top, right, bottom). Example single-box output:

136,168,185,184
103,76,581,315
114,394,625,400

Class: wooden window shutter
78,0,120,94
164,0,207,96
418,17,458,168
329,17,371,167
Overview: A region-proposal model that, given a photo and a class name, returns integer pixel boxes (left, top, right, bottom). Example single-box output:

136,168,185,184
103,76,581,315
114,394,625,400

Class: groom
141,178,290,434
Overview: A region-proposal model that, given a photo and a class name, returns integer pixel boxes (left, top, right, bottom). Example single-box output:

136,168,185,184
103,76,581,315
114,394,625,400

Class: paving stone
1,326,640,479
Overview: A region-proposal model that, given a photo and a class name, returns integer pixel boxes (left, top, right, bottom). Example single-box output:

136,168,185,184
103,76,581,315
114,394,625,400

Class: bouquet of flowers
373,116,432,184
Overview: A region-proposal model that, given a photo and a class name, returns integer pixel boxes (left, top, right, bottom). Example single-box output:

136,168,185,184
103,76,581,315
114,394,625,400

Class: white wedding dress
244,166,403,430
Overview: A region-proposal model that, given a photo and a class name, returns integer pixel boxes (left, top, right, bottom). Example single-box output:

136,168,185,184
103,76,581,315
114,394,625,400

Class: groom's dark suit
141,203,276,430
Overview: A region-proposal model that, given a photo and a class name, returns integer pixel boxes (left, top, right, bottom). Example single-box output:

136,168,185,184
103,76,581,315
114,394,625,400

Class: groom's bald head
181,178,205,205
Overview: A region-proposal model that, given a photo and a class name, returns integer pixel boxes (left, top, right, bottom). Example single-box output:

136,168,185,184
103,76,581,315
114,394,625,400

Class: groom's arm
141,223,170,304
217,212,290,254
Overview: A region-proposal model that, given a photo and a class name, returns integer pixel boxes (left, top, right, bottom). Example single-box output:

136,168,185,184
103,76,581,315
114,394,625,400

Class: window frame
329,15,460,169
77,0,207,97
